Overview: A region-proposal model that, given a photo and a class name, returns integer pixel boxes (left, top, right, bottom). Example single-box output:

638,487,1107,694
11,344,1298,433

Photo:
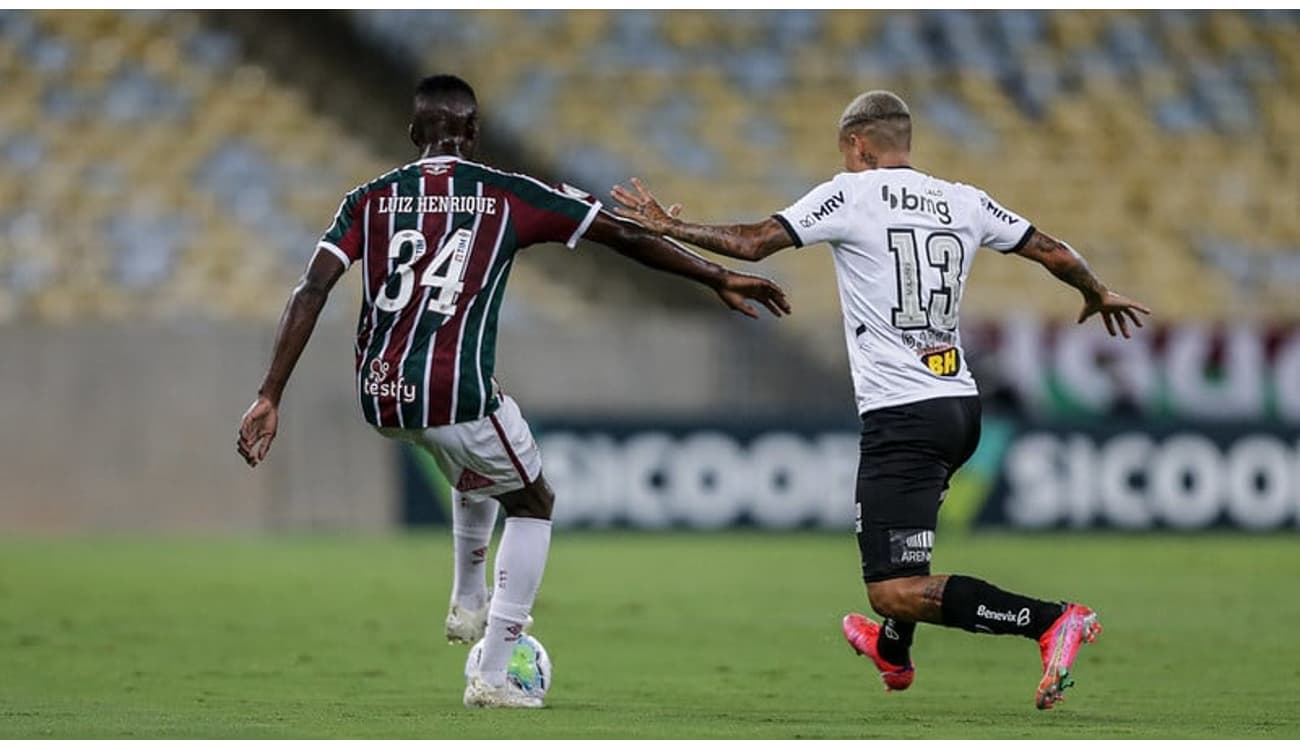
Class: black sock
940,575,1065,640
876,618,915,666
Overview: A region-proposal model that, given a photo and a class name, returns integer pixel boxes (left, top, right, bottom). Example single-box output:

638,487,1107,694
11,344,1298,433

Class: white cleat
445,600,490,644
463,674,544,709
445,597,534,644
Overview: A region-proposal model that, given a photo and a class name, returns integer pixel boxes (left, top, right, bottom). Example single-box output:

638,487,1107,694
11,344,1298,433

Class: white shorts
378,394,542,501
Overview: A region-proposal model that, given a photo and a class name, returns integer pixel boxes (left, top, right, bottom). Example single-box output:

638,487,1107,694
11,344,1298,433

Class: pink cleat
842,613,915,692
1035,603,1102,710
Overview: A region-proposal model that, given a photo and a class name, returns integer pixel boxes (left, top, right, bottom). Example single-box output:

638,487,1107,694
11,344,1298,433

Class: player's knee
498,475,554,520
499,496,549,520
866,580,909,620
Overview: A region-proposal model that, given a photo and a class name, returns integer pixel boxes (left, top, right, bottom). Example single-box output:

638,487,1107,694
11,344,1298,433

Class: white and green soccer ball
464,634,551,699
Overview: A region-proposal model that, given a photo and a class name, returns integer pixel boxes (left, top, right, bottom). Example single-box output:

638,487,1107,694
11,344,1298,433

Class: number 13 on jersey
375,227,474,315
886,228,964,331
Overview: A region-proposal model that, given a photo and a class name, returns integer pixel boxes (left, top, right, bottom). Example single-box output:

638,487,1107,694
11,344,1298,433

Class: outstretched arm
610,178,794,262
1015,228,1152,338
583,211,791,318
236,250,346,467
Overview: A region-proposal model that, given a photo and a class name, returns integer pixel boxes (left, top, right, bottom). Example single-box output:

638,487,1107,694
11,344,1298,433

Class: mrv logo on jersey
981,196,1019,225
364,358,416,403
798,191,845,229
881,185,952,225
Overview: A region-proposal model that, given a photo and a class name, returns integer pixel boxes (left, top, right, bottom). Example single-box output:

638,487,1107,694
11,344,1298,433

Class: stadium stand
2,10,1296,347
351,9,1300,334
0,10,585,328
0,10,382,321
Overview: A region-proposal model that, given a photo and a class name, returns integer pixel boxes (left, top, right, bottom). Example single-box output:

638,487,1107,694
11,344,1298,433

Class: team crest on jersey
364,358,417,403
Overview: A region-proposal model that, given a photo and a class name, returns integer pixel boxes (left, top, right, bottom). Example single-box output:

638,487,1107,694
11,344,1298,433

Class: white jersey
775,166,1033,415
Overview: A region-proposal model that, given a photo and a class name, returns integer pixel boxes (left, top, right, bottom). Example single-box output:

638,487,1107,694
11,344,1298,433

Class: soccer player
235,75,790,709
611,90,1150,710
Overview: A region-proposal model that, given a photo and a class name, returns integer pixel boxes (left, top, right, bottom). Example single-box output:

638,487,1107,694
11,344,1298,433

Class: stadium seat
2,10,1297,338
347,9,1300,360
0,10,563,323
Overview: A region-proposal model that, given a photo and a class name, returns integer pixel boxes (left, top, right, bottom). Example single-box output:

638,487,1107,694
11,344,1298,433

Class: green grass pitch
2,532,1298,739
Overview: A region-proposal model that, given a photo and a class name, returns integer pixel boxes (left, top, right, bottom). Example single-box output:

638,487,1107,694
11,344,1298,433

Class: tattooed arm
1015,229,1107,300
610,178,794,262
654,217,793,263
582,211,790,318
1015,228,1152,338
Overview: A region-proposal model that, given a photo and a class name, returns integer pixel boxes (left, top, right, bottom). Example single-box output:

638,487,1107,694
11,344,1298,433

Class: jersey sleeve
507,179,603,250
977,190,1035,253
773,176,852,248
316,187,369,269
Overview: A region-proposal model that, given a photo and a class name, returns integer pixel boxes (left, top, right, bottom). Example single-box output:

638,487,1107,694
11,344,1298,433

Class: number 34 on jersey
315,156,601,429
376,227,474,315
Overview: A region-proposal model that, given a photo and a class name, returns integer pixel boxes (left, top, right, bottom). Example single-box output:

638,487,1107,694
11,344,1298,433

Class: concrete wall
0,305,850,533
0,319,395,533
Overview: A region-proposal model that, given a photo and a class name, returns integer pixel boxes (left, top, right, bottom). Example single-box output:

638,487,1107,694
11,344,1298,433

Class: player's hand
236,395,279,468
610,178,681,234
715,271,791,319
1078,291,1151,338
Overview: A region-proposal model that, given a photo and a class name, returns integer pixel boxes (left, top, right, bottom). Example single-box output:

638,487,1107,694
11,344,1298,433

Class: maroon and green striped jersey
316,155,601,428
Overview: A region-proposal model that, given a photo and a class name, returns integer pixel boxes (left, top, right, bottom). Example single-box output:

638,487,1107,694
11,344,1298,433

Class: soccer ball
464,634,551,699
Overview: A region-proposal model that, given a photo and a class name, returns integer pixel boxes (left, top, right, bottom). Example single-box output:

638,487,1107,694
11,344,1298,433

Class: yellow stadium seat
1,9,1296,330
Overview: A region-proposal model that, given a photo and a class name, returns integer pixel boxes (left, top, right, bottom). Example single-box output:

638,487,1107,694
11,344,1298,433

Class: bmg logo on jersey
364,358,417,403
880,185,952,225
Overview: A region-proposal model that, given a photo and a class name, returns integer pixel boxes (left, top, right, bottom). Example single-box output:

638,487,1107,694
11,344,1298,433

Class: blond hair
838,90,911,150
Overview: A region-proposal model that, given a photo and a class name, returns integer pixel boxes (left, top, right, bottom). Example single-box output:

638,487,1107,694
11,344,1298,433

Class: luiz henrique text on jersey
773,166,1033,415
317,155,601,429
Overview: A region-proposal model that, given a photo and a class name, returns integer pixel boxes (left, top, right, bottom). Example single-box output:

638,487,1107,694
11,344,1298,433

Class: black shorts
855,395,981,583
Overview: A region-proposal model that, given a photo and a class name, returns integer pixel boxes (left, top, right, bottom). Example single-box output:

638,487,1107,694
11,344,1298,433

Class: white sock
450,491,498,612
477,517,551,686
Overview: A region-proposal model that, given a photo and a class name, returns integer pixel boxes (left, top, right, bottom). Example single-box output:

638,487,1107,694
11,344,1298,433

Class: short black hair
415,74,477,107
411,74,478,148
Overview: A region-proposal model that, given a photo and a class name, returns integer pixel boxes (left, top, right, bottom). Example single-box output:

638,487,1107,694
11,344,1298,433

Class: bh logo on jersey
921,346,961,377
364,358,417,404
